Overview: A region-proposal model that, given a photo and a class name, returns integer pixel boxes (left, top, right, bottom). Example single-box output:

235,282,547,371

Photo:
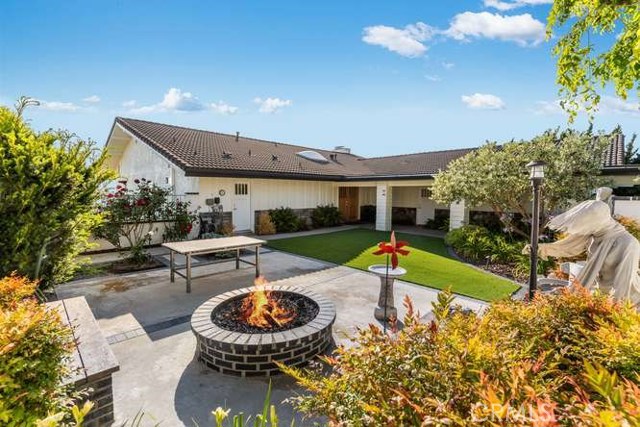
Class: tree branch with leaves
547,0,640,120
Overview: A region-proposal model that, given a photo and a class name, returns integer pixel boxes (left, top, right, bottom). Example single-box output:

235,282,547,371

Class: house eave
601,166,640,176
184,168,435,182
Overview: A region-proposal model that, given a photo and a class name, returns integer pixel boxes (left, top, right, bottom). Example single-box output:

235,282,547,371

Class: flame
240,276,296,328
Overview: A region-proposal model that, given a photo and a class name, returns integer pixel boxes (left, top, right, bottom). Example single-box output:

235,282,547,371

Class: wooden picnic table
162,236,266,293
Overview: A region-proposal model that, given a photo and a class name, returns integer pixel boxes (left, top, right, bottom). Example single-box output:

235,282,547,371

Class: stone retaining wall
49,297,119,427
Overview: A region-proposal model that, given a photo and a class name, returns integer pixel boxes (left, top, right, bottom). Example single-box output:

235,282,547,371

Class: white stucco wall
614,199,640,221
118,135,199,195
450,200,469,230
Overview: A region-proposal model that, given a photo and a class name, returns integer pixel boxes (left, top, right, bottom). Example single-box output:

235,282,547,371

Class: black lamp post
526,160,546,300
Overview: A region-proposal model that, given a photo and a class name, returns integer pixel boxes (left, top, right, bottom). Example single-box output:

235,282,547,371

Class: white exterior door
233,183,251,231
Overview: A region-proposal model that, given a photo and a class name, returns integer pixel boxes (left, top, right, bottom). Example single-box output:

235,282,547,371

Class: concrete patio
56,248,486,426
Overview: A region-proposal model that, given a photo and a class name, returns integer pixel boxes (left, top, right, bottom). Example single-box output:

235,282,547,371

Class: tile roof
359,148,476,176
112,117,473,181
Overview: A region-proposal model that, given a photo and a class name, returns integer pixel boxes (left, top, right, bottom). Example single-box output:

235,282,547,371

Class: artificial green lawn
266,228,520,302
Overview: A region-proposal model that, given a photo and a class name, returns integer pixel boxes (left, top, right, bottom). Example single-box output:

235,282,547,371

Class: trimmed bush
269,207,302,233
311,204,341,228
284,288,640,425
0,275,74,426
256,212,276,235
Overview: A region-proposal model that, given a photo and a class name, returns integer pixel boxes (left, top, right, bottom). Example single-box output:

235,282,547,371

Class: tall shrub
0,104,114,287
0,275,74,425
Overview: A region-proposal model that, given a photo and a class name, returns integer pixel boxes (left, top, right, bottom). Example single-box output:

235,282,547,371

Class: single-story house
105,117,639,233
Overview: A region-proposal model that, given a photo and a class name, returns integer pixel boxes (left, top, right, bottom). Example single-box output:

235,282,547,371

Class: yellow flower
212,407,231,427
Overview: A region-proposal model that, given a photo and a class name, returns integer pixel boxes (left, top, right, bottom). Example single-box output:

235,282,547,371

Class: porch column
376,183,392,231
449,200,469,230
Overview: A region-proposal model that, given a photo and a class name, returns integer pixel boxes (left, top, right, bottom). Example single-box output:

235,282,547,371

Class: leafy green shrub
284,288,640,425
446,225,555,280
445,225,495,261
0,103,115,287
0,275,74,426
311,204,341,228
269,207,302,233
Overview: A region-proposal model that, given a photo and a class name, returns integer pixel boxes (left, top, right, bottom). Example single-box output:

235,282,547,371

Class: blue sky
1,0,638,157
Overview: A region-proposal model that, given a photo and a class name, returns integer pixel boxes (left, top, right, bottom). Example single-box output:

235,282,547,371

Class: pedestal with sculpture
369,231,410,330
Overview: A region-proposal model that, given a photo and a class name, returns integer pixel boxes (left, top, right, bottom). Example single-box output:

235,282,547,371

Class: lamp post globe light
526,160,546,300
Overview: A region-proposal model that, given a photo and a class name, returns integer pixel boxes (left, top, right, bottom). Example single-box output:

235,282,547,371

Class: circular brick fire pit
191,284,335,377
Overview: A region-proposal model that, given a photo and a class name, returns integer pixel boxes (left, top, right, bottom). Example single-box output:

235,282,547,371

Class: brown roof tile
111,117,474,180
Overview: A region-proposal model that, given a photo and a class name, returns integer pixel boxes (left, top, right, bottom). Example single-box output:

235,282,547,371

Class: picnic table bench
162,236,266,293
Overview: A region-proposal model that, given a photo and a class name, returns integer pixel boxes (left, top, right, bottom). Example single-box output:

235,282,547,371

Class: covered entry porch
337,180,456,231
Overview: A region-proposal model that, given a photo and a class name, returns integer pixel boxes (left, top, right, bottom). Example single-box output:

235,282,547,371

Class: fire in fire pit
240,276,296,328
211,277,320,334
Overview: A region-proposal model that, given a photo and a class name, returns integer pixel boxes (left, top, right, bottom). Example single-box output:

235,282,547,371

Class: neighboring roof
109,117,472,181
603,133,625,167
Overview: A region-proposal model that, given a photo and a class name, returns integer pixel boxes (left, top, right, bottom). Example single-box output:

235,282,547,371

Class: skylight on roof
297,150,329,163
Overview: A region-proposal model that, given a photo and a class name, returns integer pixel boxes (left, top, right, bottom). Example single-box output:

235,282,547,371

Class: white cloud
442,61,455,69
533,100,564,115
210,101,239,115
601,96,640,116
82,95,101,104
362,22,436,57
158,88,205,111
129,88,237,115
129,88,206,113
533,97,639,116
362,12,545,57
462,93,506,110
425,74,442,82
253,97,292,114
445,12,545,46
484,0,553,11
36,100,82,112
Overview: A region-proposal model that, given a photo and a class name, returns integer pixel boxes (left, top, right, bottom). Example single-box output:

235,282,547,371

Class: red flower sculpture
373,231,409,269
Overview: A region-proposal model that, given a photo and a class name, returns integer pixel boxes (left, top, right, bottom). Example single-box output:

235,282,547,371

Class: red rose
107,193,114,198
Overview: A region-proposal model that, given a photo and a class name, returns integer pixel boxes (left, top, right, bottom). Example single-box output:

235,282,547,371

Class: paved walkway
57,249,485,426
